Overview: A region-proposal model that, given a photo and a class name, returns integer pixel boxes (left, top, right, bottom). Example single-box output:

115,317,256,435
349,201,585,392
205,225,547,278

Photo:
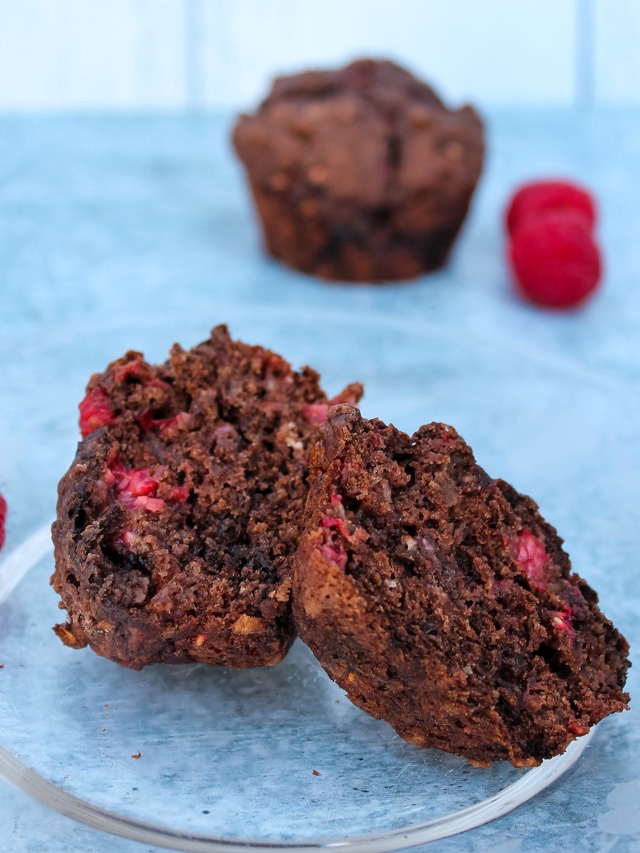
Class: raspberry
303,403,330,424
508,529,550,590
107,461,165,513
0,491,7,551
79,387,115,437
167,485,191,504
506,180,596,237
508,212,602,308
106,459,190,513
321,514,369,545
319,537,348,570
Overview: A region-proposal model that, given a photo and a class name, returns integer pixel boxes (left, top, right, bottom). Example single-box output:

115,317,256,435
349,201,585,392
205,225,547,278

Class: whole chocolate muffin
232,58,484,282
51,326,362,670
293,406,630,767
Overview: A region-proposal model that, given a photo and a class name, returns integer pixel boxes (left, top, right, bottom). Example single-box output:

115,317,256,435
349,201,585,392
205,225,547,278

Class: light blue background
0,0,640,111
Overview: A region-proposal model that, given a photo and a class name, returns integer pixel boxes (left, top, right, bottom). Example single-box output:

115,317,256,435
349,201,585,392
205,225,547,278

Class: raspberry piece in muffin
0,491,7,551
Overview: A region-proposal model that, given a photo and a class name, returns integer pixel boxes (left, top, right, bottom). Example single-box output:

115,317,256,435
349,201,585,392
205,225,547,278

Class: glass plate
0,527,593,853
1,310,616,851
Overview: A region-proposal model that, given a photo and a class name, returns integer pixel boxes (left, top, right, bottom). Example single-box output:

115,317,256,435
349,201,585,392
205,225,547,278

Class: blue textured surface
1,110,640,851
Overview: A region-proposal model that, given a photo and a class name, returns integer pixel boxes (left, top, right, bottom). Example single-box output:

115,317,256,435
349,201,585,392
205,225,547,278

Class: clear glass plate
2,309,621,851
0,533,592,852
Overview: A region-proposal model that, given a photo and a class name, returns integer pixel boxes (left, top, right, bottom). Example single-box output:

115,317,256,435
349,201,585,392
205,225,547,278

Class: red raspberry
508,211,602,308
303,403,330,425
79,386,115,437
506,180,597,237
0,491,7,551
107,461,165,512
508,529,550,591
319,536,348,570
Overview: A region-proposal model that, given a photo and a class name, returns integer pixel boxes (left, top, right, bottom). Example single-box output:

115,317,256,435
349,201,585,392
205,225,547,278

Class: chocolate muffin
292,406,630,767
232,58,484,282
51,326,362,670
